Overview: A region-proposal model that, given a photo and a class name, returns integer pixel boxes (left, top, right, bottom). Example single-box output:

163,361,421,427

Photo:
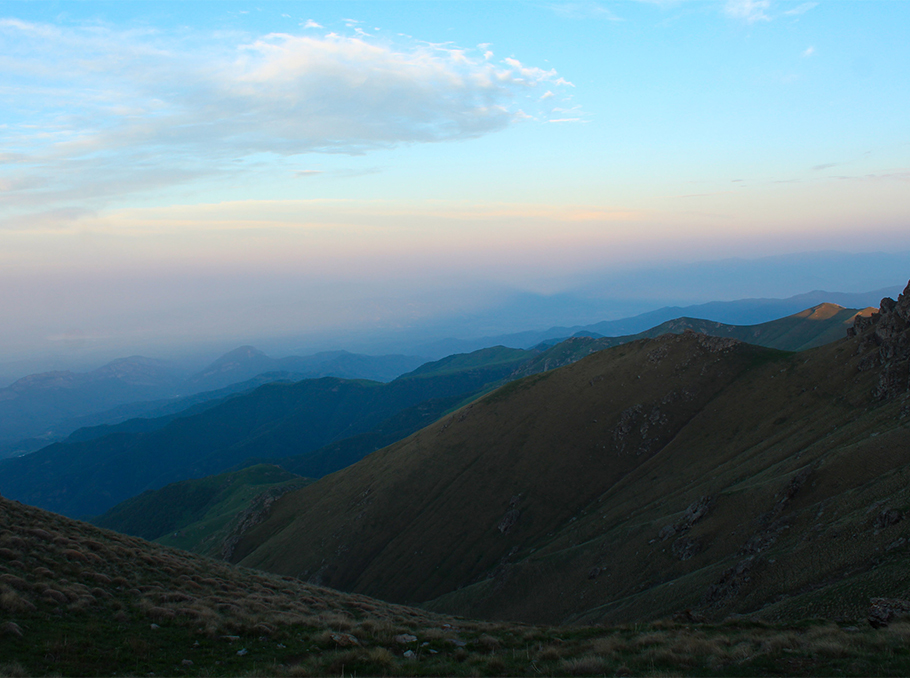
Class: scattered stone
497,509,521,535
588,567,601,579
277,643,286,649
660,496,715,541
869,598,910,628
447,638,467,647
403,650,416,659
873,509,904,529
236,648,249,656
330,632,359,647
181,660,193,666
150,624,160,630
394,634,418,644
672,536,701,561
428,649,438,654
222,635,240,642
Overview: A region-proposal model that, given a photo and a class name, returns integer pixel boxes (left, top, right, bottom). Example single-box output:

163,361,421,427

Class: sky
1,0,909,372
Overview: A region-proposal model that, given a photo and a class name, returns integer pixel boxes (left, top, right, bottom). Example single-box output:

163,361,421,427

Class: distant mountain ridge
186,346,424,392
412,286,897,357
0,347,426,452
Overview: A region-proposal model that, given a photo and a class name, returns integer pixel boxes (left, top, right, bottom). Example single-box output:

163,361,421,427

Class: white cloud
724,0,772,22
302,19,322,29
802,46,815,57
0,20,575,224
784,2,818,15
540,90,555,101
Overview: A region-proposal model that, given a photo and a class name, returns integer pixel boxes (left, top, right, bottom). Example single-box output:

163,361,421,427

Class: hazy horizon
2,1,909,379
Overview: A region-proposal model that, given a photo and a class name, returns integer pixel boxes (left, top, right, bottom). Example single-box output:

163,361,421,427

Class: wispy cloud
802,46,815,57
301,19,322,29
0,19,574,227
784,2,818,15
724,0,772,22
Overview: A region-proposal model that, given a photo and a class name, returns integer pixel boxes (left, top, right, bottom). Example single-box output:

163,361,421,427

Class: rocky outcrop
868,597,910,628
220,485,301,561
848,279,910,399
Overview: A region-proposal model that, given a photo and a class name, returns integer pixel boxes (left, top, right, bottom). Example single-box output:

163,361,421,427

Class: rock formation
848,279,910,400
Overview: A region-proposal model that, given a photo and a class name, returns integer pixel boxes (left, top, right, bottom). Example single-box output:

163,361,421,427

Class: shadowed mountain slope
234,283,910,626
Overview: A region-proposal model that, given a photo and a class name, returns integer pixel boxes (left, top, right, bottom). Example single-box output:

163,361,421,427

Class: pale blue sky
1,1,908,367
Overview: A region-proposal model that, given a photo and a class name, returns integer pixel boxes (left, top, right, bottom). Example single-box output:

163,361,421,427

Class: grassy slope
234,329,910,627
5,495,910,677
93,464,309,548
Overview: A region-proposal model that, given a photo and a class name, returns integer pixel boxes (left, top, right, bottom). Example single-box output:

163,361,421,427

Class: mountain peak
218,345,268,362
792,302,846,321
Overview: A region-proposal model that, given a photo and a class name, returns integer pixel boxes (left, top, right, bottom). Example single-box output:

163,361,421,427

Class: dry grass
5,493,910,677
558,654,607,675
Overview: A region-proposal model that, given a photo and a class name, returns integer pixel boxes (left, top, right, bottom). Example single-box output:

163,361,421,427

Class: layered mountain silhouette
227,282,910,625
0,347,425,456
23,301,871,530
0,347,533,517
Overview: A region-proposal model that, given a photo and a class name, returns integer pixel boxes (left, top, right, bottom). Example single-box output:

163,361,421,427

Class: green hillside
93,464,309,554
232,285,910,627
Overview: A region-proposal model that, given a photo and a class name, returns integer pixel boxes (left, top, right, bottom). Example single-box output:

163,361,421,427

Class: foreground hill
0,348,533,518
5,495,910,676
234,283,910,627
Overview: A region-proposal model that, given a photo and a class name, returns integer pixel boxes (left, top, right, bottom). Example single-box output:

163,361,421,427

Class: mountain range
0,347,425,457
226,282,910,626
82,300,874,558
